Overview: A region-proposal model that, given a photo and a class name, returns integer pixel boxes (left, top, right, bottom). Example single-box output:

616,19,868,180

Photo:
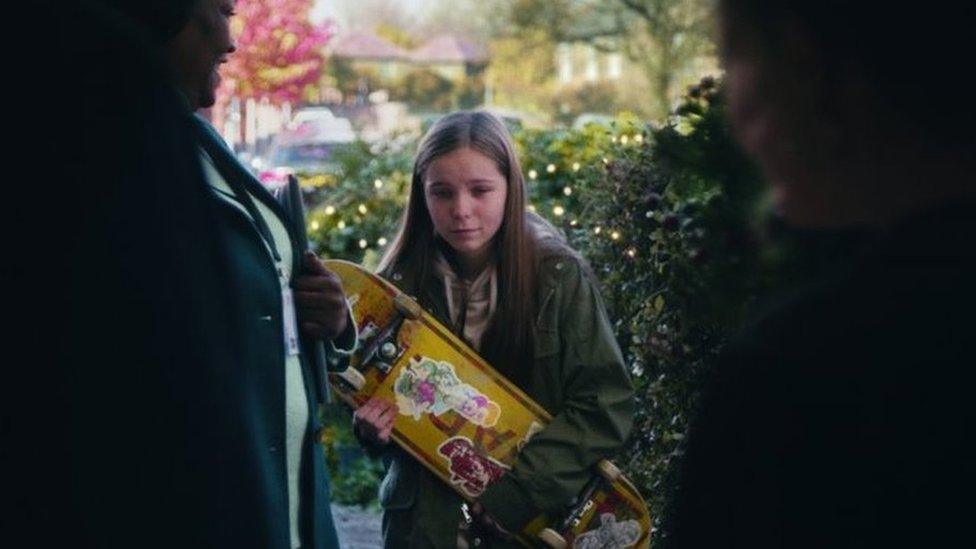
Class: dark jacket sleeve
479,257,635,530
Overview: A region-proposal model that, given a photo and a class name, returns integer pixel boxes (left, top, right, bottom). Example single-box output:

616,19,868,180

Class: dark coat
192,116,344,549
666,203,976,548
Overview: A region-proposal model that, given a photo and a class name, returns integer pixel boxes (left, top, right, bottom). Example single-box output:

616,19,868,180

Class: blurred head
165,0,237,109
102,0,236,109
719,1,976,228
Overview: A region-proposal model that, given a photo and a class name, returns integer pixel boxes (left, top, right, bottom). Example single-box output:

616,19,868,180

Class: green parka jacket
377,234,635,548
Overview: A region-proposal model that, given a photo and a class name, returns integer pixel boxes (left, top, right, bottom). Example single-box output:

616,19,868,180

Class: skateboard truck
354,294,422,379
537,460,622,548
333,294,422,393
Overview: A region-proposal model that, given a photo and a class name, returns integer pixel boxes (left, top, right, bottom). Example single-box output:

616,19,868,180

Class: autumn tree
216,0,333,142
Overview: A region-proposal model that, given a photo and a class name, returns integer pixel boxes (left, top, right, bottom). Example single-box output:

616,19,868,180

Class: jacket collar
191,114,302,275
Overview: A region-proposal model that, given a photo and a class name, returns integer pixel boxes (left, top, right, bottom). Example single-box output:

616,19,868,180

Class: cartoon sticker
437,436,509,497
573,513,642,549
393,357,501,427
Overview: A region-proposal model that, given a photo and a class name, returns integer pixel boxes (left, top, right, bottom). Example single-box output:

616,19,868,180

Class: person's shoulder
731,263,860,359
536,240,594,294
528,213,594,286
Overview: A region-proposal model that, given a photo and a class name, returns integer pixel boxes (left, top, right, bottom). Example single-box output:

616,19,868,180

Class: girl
354,111,634,548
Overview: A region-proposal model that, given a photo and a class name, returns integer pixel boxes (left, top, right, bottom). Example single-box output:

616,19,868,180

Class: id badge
281,285,301,356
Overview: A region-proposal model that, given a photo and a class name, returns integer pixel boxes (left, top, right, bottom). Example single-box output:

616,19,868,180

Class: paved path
332,504,382,548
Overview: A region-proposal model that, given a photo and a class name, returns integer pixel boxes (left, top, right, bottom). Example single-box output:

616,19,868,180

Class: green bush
330,456,385,508
551,81,620,125
306,138,413,268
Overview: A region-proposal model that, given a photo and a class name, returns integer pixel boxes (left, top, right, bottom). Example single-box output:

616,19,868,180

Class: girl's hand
353,397,398,446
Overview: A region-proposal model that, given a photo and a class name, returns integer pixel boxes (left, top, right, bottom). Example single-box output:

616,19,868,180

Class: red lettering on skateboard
429,410,469,436
473,425,518,453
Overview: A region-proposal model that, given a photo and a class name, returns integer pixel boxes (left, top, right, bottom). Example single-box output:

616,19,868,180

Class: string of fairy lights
309,133,648,259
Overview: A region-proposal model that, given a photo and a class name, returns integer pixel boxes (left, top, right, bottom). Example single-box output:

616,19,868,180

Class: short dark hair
98,0,198,43
721,1,976,149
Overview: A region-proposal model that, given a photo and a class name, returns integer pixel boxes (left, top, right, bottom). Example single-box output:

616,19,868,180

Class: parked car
260,116,357,188
288,106,337,129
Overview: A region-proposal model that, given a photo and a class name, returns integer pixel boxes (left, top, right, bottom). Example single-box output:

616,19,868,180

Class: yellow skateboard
324,260,651,548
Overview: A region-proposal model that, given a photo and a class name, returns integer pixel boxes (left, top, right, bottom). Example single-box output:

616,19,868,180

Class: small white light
621,135,630,145
553,206,565,217
359,239,368,249
546,164,556,173
611,136,618,143
627,248,637,257
635,134,644,144
528,169,538,180
325,206,336,216
572,162,581,171
594,226,602,234
563,186,572,196
374,179,383,189
528,204,537,213
310,220,320,231
378,237,388,246
337,221,346,229
358,204,368,215
570,219,578,226
611,231,621,240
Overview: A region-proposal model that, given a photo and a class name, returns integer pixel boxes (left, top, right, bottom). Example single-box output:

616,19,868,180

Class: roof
330,31,407,61
409,35,488,64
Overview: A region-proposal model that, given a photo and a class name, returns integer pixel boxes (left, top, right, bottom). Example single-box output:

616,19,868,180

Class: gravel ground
332,504,382,548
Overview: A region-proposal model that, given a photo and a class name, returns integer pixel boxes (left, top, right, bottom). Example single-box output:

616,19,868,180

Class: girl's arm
478,256,635,532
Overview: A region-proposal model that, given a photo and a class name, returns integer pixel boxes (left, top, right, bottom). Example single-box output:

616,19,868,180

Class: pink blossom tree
215,0,333,143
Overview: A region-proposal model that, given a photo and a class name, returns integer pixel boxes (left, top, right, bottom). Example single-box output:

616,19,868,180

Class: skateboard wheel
394,294,423,319
537,528,567,548
596,459,622,483
379,341,398,360
334,367,366,392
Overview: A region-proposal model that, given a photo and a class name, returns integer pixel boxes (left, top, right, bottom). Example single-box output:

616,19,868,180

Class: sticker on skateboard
393,357,501,427
573,513,641,549
437,436,509,497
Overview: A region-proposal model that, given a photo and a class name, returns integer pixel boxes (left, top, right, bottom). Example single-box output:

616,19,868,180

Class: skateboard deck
324,259,651,548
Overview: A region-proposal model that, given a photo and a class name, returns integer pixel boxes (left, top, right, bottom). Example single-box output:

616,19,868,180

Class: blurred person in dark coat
5,0,248,546
666,2,976,548
89,1,352,547
5,1,348,547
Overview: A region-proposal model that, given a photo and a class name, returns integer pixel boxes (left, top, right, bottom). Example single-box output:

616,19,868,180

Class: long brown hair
377,111,537,385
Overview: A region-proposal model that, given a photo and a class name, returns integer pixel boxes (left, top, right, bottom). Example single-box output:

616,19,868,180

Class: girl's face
423,147,508,264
